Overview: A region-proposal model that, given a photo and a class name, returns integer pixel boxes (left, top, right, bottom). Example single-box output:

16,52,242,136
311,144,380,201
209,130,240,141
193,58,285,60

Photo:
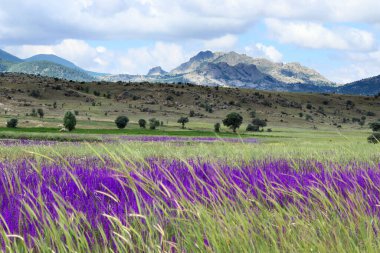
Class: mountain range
1,48,380,95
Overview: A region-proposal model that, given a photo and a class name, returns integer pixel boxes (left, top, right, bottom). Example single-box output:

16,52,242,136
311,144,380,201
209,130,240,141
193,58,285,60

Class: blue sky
1,0,380,84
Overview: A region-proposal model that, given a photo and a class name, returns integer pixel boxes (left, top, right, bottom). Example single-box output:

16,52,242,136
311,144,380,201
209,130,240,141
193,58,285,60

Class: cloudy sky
1,0,380,83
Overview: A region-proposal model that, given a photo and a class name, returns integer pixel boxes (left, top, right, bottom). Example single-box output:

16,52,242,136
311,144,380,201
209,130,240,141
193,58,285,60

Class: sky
1,0,380,84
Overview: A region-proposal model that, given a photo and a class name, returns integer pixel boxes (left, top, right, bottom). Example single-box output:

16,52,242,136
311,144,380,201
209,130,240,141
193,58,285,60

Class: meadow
0,125,380,252
1,74,380,252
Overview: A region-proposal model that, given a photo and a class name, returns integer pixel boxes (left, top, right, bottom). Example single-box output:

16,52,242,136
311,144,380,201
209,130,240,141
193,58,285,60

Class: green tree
115,116,129,129
37,108,44,118
6,118,18,128
149,118,160,130
222,113,243,133
63,111,77,131
177,117,189,129
251,118,267,131
214,123,221,133
138,119,147,128
369,121,380,132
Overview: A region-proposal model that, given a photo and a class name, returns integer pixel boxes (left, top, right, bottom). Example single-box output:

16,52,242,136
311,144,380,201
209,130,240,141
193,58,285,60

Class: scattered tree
37,108,44,118
369,121,380,132
115,116,129,129
149,118,160,130
251,118,267,131
246,124,259,132
222,112,243,133
177,117,189,129
63,111,77,131
214,123,221,133
138,119,147,128
6,118,18,128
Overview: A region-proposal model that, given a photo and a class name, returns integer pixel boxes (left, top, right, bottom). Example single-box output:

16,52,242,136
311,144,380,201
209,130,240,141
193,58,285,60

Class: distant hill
2,48,380,95
0,49,23,63
337,75,380,95
7,61,96,82
104,51,336,92
25,54,78,69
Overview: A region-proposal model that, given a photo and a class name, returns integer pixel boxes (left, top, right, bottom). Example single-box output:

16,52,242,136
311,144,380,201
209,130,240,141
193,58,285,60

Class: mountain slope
147,66,168,76
7,61,96,82
169,51,334,87
338,75,380,95
0,49,23,63
25,54,78,69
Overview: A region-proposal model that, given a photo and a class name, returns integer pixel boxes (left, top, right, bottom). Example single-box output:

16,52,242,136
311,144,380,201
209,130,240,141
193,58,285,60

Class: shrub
30,90,41,98
37,108,44,118
306,104,312,110
214,123,221,133
369,121,380,132
138,119,146,128
149,118,160,130
305,115,313,121
6,118,18,128
74,110,79,116
177,117,189,129
222,112,243,133
367,111,376,117
63,111,76,131
246,124,259,132
115,116,129,129
31,109,38,117
189,110,195,117
249,111,257,118
368,133,380,144
251,118,267,131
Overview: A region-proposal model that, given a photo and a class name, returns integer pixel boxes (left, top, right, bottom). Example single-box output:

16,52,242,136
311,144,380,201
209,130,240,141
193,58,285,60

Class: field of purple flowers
1,154,380,251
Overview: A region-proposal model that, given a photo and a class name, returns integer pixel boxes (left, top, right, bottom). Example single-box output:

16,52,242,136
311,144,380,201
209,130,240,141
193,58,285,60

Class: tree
251,118,267,131
6,118,18,128
177,117,189,129
214,123,221,133
115,116,129,129
222,112,243,133
368,133,380,144
149,118,160,130
246,124,259,132
138,119,147,128
37,108,44,118
369,121,380,132
63,111,76,131
31,108,38,117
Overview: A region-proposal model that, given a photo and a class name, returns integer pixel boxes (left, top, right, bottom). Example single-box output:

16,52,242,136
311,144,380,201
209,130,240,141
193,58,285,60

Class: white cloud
4,39,112,72
327,49,380,83
118,42,189,74
266,19,375,51
245,43,283,62
203,34,238,51
1,0,380,44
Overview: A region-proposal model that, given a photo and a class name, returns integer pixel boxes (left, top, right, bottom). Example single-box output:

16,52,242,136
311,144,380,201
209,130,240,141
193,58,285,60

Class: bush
367,111,376,117
214,123,221,133
115,116,129,129
369,121,380,132
37,108,44,118
149,118,160,130
249,111,257,118
222,112,243,133
6,118,18,128
246,124,259,132
368,133,380,144
251,118,267,131
138,119,146,128
63,111,77,131
177,117,189,129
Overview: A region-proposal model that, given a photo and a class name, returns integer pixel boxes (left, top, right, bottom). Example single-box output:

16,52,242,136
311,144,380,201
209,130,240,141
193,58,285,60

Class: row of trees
6,111,266,134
